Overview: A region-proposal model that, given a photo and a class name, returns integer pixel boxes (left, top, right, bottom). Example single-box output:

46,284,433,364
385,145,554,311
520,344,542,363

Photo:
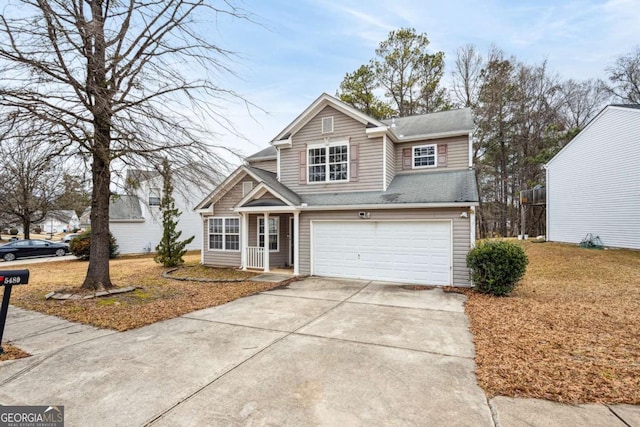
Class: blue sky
208,0,640,158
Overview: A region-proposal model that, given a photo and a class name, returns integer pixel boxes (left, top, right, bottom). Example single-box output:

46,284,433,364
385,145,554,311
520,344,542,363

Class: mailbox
0,270,29,286
0,269,29,354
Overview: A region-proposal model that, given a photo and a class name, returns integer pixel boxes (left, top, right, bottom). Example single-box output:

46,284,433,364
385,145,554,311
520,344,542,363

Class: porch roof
244,166,302,205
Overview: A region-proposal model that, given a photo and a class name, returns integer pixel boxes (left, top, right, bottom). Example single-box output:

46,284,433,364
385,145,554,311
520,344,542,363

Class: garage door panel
313,221,451,285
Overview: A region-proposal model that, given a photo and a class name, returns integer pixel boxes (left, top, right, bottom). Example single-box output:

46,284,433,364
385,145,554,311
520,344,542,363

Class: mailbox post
0,270,29,354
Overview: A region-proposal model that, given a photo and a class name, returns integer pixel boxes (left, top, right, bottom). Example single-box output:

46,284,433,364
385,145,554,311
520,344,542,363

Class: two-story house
91,170,211,254
195,93,478,286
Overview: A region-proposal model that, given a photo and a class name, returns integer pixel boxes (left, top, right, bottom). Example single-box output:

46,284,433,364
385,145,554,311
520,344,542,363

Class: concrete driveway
1,277,492,426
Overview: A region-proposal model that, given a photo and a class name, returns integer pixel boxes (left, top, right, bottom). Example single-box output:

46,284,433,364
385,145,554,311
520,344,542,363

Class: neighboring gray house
546,104,640,249
110,171,209,254
195,93,478,286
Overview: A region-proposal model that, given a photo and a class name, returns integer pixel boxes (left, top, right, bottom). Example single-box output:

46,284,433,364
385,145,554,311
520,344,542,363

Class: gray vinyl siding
298,208,472,286
248,159,277,174
213,176,257,215
279,106,383,194
247,213,290,268
547,107,640,249
202,176,257,267
395,135,469,173
201,215,241,267
385,136,396,189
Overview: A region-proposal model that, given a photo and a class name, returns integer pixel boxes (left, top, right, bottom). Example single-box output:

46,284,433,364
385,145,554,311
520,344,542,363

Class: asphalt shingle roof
382,108,474,139
300,170,478,206
246,146,277,161
109,195,143,220
244,166,302,206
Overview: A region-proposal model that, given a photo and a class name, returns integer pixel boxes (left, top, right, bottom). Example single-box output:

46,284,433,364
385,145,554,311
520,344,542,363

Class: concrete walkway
0,278,638,426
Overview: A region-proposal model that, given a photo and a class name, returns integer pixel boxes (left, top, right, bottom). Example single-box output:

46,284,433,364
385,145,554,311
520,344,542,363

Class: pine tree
154,159,194,267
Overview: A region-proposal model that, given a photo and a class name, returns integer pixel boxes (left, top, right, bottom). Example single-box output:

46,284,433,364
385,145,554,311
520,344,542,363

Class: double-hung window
208,217,239,251
308,143,349,183
413,144,437,168
149,188,161,206
258,217,279,251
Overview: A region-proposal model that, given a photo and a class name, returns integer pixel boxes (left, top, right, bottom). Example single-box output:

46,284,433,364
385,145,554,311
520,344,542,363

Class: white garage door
312,221,451,285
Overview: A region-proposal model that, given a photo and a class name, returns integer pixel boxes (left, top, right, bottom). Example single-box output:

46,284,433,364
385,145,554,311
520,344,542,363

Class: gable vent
322,116,334,134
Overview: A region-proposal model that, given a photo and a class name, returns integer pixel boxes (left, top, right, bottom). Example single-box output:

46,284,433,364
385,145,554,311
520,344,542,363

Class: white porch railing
246,246,264,269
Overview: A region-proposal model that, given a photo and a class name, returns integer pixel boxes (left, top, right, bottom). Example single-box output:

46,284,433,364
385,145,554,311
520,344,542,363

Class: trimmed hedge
466,240,528,296
69,230,119,260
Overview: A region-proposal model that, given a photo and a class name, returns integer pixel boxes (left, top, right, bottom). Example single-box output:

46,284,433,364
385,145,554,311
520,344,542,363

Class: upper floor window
208,217,240,251
321,116,334,134
149,188,161,206
413,144,437,168
308,143,349,183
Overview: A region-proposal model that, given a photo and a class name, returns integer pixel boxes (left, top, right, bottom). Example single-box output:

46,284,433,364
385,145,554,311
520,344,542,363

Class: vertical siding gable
547,108,640,249
278,105,383,193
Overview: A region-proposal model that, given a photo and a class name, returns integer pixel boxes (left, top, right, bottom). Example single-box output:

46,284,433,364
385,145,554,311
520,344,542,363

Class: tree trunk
82,148,112,290
82,0,112,291
22,218,30,240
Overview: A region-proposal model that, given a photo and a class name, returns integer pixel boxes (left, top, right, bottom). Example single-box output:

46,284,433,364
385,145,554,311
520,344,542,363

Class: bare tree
0,1,249,290
606,47,640,103
560,79,610,129
451,44,483,108
0,119,64,239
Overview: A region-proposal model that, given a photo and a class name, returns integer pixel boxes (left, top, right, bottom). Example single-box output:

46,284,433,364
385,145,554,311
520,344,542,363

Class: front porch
239,210,299,275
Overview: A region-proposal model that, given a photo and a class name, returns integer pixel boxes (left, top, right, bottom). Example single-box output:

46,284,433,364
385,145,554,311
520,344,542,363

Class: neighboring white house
37,210,80,233
546,104,640,249
95,170,212,255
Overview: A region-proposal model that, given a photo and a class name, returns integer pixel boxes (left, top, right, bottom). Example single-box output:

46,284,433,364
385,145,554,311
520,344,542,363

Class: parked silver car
62,233,80,243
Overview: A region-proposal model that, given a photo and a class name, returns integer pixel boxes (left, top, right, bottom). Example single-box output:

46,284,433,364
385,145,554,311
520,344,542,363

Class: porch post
293,211,300,276
241,213,248,270
263,213,270,272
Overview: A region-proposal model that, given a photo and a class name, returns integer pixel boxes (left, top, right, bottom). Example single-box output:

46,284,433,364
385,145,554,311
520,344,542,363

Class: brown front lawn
465,241,640,404
5,253,285,332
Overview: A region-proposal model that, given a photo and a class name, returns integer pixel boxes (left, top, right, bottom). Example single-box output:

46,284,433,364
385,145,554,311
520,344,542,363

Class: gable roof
300,170,478,207
246,146,277,162
243,166,301,205
382,108,474,141
126,169,160,186
194,165,301,210
109,195,143,221
271,93,386,143
546,104,640,167
610,104,640,110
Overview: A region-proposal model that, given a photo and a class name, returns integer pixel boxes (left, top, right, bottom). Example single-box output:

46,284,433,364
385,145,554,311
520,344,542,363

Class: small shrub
466,240,528,296
69,230,119,260
9,227,18,235
34,226,42,234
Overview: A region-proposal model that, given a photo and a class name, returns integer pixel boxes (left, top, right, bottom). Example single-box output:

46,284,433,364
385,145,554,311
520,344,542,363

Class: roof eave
271,93,385,143
246,155,277,162
299,202,479,210
393,129,475,142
